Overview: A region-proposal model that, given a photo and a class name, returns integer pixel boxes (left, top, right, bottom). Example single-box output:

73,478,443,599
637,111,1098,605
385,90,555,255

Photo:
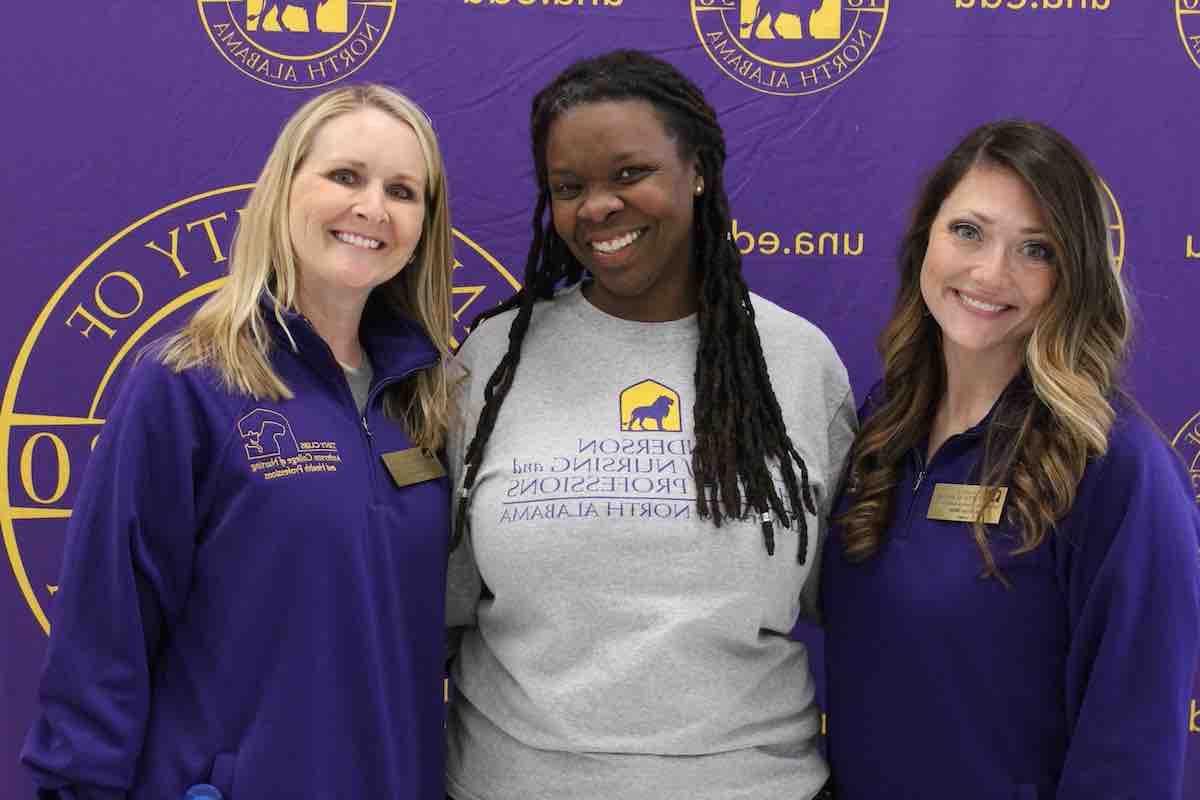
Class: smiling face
920,162,1059,376
545,99,700,322
288,106,427,314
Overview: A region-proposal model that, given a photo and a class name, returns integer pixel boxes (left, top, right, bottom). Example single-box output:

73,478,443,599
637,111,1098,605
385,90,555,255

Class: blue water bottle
183,784,224,800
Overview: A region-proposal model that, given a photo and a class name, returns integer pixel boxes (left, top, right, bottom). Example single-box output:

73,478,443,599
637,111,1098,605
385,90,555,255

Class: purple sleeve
1056,418,1200,798
20,361,209,797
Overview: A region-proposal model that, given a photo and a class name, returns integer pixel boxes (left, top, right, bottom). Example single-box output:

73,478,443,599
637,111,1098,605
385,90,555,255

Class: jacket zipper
902,450,927,532
358,362,436,501
902,426,987,535
297,315,437,502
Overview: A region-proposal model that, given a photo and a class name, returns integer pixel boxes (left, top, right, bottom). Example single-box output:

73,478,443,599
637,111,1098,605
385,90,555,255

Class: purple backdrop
3,1,1198,795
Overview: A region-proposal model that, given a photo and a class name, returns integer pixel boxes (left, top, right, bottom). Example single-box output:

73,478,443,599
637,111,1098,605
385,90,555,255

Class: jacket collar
258,291,439,381
864,371,1033,436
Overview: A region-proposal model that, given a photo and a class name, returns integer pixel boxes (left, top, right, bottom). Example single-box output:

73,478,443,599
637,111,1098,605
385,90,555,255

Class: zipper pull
913,468,926,495
361,414,372,439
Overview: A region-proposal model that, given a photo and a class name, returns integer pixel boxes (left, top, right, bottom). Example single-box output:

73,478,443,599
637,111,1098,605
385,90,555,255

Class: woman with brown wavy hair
821,120,1200,799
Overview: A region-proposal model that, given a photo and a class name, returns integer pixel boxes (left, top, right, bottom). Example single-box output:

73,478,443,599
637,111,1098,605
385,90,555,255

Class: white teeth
334,231,383,250
958,291,1006,313
591,229,642,254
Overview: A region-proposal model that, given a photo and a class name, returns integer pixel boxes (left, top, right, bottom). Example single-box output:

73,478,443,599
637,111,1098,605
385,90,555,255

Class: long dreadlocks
452,50,816,561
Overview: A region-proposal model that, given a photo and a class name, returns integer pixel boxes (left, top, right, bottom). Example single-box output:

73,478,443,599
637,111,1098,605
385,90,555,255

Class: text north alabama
209,21,383,84
704,26,875,91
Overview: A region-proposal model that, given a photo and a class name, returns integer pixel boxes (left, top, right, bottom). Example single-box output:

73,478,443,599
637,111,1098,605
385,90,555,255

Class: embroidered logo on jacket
238,408,342,480
239,408,299,460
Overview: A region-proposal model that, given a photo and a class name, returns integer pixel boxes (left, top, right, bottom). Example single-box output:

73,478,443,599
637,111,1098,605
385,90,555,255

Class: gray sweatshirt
446,285,855,800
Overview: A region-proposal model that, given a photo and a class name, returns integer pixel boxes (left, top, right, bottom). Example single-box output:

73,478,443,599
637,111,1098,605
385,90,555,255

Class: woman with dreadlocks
822,121,1200,798
444,50,854,800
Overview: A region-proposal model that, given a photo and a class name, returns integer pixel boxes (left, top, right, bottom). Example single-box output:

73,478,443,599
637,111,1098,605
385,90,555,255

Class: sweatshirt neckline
560,283,700,346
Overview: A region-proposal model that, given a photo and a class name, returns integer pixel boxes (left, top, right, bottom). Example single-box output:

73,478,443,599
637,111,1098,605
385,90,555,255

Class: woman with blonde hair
822,120,1200,798
23,84,455,799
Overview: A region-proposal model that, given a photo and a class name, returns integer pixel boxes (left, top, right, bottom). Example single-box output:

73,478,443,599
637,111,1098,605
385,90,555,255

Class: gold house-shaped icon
620,380,682,433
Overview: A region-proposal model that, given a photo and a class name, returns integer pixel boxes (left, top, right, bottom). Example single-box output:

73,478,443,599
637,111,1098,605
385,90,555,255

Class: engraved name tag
382,448,446,488
927,483,1007,524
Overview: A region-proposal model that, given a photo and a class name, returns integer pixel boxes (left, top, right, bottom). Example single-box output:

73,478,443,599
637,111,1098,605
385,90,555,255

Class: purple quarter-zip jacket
22,297,450,799
822,389,1200,799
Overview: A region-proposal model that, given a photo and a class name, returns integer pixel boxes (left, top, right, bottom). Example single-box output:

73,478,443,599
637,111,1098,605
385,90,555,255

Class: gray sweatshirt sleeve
445,339,486,667
800,386,857,625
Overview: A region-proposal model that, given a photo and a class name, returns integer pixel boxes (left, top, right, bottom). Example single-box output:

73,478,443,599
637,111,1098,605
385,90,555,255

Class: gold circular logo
692,0,889,96
450,230,521,349
1100,179,1125,272
1177,0,1200,71
1171,412,1200,507
2,186,516,633
196,0,395,89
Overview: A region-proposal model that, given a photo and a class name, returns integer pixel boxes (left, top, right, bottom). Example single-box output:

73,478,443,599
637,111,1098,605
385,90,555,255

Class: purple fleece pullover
22,299,449,799
822,392,1200,799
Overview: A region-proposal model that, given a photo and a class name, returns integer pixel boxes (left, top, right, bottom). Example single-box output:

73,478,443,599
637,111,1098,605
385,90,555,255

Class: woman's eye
616,166,648,182
387,184,414,201
551,183,581,199
1022,241,1054,262
950,222,981,241
329,169,357,186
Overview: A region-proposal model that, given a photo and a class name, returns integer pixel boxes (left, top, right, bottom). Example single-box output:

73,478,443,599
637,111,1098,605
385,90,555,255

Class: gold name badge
927,483,1008,524
382,448,446,488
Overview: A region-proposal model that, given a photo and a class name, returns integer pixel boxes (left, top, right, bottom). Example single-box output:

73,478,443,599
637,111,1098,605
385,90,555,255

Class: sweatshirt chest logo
498,380,694,526
238,408,342,480
239,409,298,460
620,379,682,432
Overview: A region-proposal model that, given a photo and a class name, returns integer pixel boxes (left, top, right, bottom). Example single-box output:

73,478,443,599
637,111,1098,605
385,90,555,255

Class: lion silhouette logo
624,396,674,431
248,0,331,32
742,0,835,40
619,380,683,433
238,409,300,460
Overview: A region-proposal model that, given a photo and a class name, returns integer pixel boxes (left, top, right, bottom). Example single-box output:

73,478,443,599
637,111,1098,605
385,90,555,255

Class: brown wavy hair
836,120,1130,579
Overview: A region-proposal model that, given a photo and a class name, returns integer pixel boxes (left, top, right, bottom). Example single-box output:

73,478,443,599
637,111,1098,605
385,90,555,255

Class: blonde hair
158,84,455,450
837,120,1131,579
